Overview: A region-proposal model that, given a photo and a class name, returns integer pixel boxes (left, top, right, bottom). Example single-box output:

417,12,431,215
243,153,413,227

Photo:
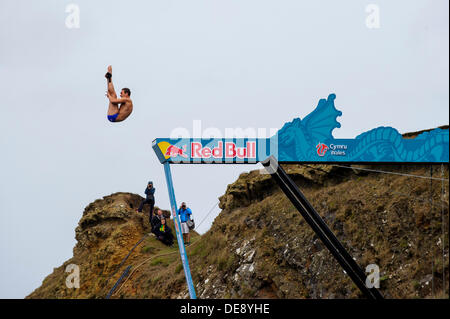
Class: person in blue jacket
178,202,192,245
137,181,155,224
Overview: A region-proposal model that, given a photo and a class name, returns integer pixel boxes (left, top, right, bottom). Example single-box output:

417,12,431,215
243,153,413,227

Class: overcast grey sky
0,0,448,298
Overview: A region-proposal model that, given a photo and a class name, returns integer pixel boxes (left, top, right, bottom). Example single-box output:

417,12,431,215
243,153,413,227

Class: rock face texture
27,193,174,299
214,164,449,298
28,128,449,299
27,165,449,299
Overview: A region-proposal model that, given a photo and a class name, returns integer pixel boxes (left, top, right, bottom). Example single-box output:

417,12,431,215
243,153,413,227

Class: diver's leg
105,66,119,117
107,81,117,98
105,65,117,98
107,101,119,116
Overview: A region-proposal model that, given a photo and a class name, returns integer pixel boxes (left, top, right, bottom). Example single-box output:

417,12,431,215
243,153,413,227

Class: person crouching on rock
151,210,173,246
151,209,163,236
156,218,174,246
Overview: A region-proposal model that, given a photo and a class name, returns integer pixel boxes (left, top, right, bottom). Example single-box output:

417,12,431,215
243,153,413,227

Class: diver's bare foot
105,65,112,80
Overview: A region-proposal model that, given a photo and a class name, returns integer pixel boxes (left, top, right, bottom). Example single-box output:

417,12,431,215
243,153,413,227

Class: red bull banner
153,139,267,164
152,94,449,164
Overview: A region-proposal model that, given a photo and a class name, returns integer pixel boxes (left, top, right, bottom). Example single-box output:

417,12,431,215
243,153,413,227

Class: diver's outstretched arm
107,95,129,105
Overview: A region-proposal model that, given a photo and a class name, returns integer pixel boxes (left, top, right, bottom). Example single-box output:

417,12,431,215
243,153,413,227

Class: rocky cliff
27,129,449,299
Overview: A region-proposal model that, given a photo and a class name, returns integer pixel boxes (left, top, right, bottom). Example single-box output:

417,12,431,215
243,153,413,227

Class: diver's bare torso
116,99,133,122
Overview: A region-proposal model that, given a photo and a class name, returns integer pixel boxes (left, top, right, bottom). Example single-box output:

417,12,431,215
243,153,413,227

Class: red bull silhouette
165,145,188,158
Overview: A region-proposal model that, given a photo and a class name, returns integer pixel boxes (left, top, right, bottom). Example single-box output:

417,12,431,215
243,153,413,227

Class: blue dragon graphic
275,94,449,163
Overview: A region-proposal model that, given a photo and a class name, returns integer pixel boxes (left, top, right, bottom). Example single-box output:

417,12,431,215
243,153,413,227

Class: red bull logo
316,142,328,157
157,140,258,161
191,141,256,159
165,144,188,158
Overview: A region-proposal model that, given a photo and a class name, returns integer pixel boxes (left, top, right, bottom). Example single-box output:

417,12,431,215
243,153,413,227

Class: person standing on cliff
137,181,155,224
178,202,193,246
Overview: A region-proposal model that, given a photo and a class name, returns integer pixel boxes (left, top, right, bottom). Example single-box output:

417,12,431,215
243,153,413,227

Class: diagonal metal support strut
261,156,383,300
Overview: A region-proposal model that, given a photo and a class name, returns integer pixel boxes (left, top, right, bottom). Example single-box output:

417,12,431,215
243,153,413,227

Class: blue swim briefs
107,113,119,122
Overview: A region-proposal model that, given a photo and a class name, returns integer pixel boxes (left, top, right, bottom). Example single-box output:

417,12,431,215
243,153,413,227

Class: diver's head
121,88,131,97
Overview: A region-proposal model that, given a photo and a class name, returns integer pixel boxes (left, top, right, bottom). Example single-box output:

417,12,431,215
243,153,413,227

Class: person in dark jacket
137,181,155,223
155,218,174,246
151,209,163,235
